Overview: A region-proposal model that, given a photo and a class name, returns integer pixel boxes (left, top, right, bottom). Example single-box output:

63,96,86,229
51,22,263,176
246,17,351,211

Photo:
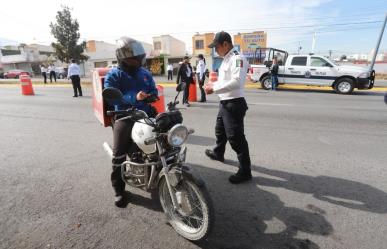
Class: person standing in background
196,54,207,102
48,64,57,83
270,58,279,91
167,63,173,81
68,59,82,97
176,56,194,107
40,65,47,84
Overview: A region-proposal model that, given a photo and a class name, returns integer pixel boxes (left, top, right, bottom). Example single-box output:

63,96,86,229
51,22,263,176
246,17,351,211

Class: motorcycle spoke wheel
159,177,212,241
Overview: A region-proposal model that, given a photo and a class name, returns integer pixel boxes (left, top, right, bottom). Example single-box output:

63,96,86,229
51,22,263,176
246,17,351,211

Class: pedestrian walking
204,31,252,184
68,59,82,97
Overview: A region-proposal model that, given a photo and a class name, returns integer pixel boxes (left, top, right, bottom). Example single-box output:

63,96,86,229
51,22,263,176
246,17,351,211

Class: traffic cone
20,75,34,95
188,77,197,102
209,71,218,83
152,85,165,114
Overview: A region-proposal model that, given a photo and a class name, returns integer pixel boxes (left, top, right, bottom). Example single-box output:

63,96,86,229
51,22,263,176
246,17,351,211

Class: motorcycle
102,83,214,241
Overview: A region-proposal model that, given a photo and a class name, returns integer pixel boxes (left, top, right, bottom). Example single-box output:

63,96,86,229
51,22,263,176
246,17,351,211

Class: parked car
4,70,30,79
55,67,67,79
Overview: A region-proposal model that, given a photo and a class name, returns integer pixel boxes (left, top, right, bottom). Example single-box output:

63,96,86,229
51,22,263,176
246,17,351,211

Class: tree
50,6,88,63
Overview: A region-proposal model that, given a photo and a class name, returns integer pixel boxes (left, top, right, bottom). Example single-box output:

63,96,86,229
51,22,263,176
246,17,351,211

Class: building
191,33,215,73
84,39,153,77
0,43,56,76
150,35,186,76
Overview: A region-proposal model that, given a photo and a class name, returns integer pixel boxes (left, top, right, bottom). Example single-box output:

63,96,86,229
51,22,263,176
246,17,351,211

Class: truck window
311,57,330,67
291,57,307,66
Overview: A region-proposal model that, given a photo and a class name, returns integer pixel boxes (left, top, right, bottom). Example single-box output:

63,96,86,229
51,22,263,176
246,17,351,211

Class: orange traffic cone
20,75,34,95
152,85,165,114
188,77,197,102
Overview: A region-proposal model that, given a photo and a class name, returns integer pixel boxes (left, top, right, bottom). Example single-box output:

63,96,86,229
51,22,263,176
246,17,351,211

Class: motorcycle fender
157,164,205,188
181,165,206,187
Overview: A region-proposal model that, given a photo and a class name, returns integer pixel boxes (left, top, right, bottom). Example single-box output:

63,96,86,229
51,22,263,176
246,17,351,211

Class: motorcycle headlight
167,124,188,147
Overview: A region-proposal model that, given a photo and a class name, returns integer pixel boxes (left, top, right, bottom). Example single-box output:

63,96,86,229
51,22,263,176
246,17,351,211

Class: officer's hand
136,91,150,101
204,83,214,94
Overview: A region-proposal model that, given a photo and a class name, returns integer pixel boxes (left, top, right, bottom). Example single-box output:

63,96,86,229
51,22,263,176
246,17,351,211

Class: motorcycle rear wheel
158,177,213,241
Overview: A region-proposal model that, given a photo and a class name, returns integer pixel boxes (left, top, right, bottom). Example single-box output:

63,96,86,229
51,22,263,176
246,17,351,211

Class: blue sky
0,0,386,57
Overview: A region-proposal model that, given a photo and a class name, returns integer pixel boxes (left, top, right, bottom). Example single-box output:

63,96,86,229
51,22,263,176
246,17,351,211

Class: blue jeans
271,75,278,90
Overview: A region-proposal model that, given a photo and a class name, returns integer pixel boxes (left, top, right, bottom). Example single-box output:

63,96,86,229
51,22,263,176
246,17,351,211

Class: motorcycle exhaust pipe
103,142,113,158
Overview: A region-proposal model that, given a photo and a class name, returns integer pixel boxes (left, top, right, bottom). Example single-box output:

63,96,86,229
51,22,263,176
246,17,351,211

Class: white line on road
249,102,294,106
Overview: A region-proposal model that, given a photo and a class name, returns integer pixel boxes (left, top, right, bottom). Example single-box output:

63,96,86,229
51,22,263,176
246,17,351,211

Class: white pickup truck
249,48,375,94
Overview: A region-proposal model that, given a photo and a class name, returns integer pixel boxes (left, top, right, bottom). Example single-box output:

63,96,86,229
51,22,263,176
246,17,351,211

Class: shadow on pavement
252,165,387,214
189,163,332,249
187,135,216,147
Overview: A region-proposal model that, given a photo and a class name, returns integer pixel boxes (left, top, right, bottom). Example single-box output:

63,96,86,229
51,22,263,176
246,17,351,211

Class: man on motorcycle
104,37,158,207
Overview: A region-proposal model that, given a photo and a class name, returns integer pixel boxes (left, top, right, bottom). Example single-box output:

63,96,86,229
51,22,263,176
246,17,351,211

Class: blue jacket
104,67,158,114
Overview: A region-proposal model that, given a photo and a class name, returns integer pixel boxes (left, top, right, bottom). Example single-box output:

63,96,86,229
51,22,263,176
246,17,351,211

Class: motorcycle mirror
102,87,123,101
176,82,186,92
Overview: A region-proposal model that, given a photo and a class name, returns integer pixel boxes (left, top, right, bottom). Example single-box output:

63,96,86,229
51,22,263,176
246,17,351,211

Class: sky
0,0,386,57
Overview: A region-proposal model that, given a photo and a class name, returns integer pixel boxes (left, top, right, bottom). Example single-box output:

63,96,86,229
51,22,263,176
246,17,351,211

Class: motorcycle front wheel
158,176,214,241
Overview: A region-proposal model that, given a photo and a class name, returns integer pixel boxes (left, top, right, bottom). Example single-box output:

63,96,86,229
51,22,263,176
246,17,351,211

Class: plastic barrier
92,68,112,127
20,75,34,95
152,85,166,113
208,71,218,84
188,76,197,102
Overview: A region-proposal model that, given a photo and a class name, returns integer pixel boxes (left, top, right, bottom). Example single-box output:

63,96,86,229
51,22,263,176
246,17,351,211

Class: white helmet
131,119,157,154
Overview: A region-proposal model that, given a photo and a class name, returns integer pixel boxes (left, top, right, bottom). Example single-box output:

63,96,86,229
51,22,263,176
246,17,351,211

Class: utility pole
329,50,332,59
311,31,316,54
370,13,387,71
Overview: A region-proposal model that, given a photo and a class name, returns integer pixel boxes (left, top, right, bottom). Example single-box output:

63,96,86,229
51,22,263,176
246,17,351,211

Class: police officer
204,31,252,184
104,37,158,207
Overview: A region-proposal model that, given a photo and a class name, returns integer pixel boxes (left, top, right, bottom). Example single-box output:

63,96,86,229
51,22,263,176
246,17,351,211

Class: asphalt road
0,85,386,249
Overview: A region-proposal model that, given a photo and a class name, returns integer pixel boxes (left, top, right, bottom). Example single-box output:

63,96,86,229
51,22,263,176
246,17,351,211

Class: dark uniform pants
70,75,82,96
182,81,190,104
197,73,206,102
213,97,251,174
111,118,135,196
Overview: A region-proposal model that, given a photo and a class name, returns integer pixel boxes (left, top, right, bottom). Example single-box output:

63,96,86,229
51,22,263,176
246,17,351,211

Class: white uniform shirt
167,64,173,71
213,48,249,100
197,59,206,79
40,66,47,73
68,63,80,77
48,65,55,72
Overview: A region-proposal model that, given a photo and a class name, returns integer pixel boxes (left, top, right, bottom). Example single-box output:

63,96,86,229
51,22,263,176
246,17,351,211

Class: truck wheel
334,78,354,94
260,76,271,90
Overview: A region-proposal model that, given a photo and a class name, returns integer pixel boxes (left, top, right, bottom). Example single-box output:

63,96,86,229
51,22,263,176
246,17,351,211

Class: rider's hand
204,83,214,95
136,91,150,101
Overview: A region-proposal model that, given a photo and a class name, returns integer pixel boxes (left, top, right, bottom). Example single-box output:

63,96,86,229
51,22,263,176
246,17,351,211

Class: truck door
308,57,337,86
284,56,309,84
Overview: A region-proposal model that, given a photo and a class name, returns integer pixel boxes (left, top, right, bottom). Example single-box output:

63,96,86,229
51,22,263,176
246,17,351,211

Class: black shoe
114,194,128,208
79,94,83,97
73,95,78,97
228,172,252,184
205,149,224,162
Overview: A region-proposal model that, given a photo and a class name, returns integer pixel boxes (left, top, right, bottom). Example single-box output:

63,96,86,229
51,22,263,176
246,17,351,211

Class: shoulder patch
233,50,239,55
236,59,243,68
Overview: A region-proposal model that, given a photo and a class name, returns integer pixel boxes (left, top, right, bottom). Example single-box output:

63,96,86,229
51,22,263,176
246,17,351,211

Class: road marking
249,102,294,106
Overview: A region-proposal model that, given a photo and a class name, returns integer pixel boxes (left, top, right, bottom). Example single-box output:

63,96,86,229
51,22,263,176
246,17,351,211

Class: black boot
228,171,252,184
205,149,224,162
